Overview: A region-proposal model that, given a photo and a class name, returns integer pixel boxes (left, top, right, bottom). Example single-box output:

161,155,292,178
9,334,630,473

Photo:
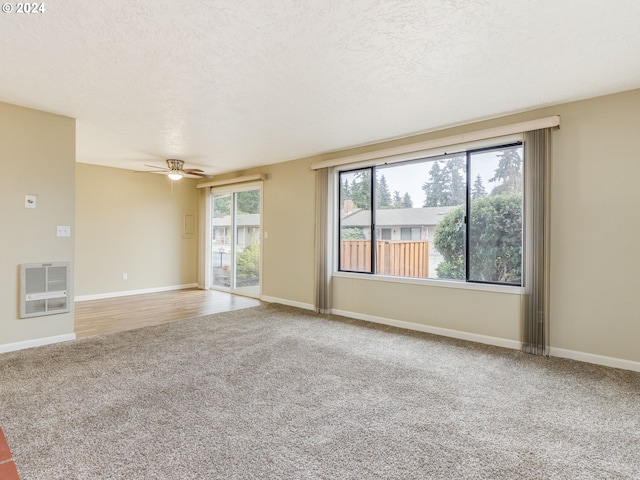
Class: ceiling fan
141,159,213,180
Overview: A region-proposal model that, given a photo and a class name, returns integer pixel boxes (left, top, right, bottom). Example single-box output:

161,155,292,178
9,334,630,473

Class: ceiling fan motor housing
167,159,185,171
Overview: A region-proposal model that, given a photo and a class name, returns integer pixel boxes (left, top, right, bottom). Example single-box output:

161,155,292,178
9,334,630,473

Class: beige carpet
1,304,639,479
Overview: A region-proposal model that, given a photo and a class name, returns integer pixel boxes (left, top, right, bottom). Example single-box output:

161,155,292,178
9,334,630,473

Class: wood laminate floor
74,289,262,338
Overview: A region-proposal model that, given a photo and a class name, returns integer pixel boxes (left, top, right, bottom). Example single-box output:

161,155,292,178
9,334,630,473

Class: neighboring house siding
341,206,456,251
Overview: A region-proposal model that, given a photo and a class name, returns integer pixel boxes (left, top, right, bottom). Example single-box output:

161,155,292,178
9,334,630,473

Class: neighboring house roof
213,214,260,227
341,207,457,228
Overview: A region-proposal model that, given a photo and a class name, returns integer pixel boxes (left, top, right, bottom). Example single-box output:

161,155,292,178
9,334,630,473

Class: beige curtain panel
522,128,551,356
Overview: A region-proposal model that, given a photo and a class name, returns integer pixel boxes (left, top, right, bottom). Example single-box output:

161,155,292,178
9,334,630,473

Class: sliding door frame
209,181,263,299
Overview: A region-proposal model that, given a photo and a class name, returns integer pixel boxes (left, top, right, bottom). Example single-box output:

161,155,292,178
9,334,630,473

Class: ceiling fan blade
187,171,214,178
144,164,169,171
134,159,212,179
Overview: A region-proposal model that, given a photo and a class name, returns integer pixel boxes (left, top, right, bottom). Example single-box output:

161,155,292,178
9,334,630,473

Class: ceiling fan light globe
168,172,183,181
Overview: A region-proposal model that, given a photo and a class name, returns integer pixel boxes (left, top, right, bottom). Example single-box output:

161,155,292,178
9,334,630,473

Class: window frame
337,166,375,275
336,140,524,287
465,142,523,287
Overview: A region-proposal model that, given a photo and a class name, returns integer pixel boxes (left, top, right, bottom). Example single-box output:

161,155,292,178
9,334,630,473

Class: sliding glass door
211,185,261,297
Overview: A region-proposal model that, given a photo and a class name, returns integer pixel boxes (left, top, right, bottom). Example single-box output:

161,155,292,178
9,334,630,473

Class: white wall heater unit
20,262,71,318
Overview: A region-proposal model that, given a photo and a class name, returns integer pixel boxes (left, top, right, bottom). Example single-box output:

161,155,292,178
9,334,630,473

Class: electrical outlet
122,273,128,280
56,226,71,237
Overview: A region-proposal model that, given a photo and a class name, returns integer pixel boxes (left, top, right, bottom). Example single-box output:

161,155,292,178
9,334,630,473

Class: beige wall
211,158,317,306
0,102,76,347
75,164,199,297
332,277,522,343
232,88,640,366
548,90,640,363
260,159,317,305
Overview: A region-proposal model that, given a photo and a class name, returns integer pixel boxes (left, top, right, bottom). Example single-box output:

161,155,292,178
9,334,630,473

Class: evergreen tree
391,190,413,209
422,156,465,207
376,174,392,209
472,174,487,199
340,178,351,203
489,147,523,196
422,161,445,207
392,190,403,209
350,170,371,210
443,156,466,205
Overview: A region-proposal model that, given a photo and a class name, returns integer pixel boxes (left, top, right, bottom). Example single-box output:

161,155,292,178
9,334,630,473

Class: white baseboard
261,296,315,311
0,333,76,354
331,309,522,351
75,284,198,302
550,347,640,373
329,309,640,372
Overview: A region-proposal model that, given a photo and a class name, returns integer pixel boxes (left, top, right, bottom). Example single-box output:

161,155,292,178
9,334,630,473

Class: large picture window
338,143,523,286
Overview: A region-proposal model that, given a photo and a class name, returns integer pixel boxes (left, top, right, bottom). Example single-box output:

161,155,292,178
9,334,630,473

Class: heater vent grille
20,262,71,318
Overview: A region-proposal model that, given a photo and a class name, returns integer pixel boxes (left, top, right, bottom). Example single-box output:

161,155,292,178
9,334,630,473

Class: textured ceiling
2,0,640,175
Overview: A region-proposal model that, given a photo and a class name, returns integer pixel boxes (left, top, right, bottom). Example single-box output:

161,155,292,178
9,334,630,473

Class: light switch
56,226,71,237
25,195,36,208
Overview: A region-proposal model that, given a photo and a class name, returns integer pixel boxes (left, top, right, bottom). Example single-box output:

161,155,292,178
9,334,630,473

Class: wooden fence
340,240,429,278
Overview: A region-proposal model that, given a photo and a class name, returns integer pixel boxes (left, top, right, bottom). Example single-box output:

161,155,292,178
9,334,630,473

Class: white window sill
333,271,524,295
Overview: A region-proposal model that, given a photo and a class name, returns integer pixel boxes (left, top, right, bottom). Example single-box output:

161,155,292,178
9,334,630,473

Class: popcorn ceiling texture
2,1,640,172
